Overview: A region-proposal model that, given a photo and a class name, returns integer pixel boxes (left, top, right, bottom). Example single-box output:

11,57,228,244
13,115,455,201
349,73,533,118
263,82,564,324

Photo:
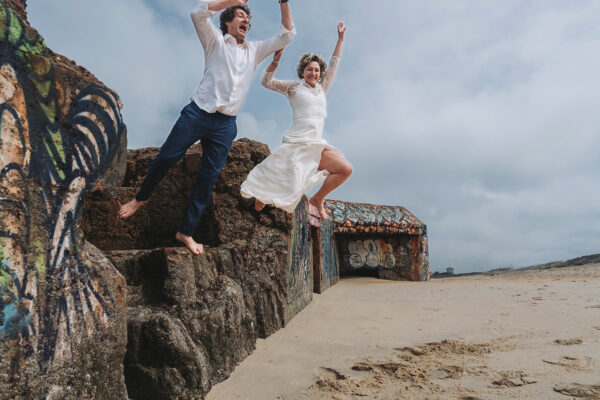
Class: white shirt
190,1,296,116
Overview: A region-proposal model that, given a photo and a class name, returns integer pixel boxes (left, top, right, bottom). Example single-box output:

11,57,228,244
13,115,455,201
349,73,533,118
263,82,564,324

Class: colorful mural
347,239,396,269
0,0,125,382
317,218,338,293
285,196,312,323
419,227,430,281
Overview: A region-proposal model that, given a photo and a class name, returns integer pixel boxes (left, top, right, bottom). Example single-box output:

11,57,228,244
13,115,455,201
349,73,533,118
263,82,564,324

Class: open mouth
239,24,248,34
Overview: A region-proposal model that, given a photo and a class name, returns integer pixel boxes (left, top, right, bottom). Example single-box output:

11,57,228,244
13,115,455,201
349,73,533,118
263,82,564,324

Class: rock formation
83,140,302,399
0,1,128,398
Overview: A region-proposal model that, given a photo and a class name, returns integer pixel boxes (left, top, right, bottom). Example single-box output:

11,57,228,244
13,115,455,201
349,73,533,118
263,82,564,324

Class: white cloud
236,112,281,151
27,0,600,272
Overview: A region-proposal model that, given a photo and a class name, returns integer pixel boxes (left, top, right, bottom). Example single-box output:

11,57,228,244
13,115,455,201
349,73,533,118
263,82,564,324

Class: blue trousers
136,101,237,236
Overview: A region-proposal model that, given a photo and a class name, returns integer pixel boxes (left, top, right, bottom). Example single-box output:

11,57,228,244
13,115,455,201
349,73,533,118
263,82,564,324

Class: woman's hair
296,53,327,82
219,6,251,35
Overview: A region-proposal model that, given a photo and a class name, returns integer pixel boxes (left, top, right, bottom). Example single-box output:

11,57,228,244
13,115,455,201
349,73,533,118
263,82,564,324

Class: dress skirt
240,118,338,213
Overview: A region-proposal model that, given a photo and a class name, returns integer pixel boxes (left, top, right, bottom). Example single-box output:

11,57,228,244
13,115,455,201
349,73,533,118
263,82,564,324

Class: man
118,0,294,255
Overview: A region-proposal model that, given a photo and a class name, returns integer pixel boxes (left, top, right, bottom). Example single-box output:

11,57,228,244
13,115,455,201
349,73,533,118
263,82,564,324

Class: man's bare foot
118,198,147,218
309,196,328,220
175,232,204,255
254,199,265,212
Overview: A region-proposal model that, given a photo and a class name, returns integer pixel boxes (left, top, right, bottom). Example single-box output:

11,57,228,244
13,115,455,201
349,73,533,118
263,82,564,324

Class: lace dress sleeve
321,55,340,93
261,71,297,96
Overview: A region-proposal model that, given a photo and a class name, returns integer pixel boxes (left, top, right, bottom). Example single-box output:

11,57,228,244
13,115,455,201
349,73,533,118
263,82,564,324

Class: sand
206,264,600,400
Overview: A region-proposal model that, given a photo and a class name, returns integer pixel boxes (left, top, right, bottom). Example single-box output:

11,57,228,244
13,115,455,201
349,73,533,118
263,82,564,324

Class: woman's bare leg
309,148,352,219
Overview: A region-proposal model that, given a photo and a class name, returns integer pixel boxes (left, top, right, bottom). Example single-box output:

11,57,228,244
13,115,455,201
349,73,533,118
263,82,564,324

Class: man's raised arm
191,0,247,50
255,1,295,64
280,0,293,32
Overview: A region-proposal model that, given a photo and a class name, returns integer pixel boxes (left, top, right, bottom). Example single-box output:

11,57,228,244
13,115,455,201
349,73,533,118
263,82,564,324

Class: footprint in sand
351,363,373,372
492,371,537,387
543,356,593,371
315,367,346,381
554,338,583,345
395,346,425,356
553,383,600,398
431,365,463,379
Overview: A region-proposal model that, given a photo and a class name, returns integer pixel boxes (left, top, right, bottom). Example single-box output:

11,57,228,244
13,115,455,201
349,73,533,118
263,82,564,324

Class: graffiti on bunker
347,239,396,269
286,197,312,322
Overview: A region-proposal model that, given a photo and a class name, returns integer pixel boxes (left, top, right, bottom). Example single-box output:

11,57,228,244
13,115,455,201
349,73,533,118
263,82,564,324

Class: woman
240,22,352,220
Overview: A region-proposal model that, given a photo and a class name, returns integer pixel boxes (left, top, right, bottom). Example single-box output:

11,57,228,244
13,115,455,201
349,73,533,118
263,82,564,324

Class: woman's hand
273,48,284,64
266,48,284,73
337,22,347,41
332,22,346,58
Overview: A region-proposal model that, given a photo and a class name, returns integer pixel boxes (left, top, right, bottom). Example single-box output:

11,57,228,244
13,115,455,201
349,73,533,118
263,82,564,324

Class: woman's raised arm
322,22,346,93
262,49,296,95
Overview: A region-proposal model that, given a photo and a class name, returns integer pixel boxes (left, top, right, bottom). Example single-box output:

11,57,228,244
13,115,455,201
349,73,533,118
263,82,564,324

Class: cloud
236,112,281,151
324,0,600,271
27,0,600,272
29,0,206,148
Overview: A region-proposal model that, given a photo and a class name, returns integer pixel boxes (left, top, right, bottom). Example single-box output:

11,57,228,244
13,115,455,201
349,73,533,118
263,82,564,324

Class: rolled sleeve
277,23,297,43
191,1,220,52
255,24,297,64
191,1,217,19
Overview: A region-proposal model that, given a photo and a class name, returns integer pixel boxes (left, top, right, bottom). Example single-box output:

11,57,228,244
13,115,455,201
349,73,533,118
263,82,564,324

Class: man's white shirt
191,1,295,116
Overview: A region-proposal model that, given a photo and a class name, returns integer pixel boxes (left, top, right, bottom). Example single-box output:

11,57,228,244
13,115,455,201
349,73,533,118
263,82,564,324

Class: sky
27,0,600,273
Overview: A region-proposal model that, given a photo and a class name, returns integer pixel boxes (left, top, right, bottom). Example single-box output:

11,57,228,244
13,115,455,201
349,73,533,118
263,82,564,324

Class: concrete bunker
301,200,430,296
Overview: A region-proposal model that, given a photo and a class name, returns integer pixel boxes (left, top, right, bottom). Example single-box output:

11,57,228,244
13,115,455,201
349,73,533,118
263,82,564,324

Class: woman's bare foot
254,199,265,212
175,232,204,255
309,196,328,220
118,198,147,218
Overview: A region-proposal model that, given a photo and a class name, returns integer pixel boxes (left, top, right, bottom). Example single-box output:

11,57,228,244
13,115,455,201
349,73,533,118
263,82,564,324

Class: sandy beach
207,264,600,400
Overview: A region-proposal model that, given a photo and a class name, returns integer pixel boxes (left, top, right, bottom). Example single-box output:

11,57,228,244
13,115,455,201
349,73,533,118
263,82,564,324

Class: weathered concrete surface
107,245,289,400
0,1,128,398
83,138,301,399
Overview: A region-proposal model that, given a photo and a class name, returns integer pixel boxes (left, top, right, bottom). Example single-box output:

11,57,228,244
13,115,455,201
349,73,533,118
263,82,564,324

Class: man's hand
208,0,247,12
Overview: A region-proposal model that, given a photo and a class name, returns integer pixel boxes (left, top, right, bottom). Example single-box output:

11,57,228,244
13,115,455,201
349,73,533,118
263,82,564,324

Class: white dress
240,56,341,213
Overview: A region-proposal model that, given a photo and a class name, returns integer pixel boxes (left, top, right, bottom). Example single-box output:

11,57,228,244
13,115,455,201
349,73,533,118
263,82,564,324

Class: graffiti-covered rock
0,1,128,399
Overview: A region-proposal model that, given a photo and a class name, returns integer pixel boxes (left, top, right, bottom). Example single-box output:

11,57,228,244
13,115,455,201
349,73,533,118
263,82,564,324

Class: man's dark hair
219,6,251,35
